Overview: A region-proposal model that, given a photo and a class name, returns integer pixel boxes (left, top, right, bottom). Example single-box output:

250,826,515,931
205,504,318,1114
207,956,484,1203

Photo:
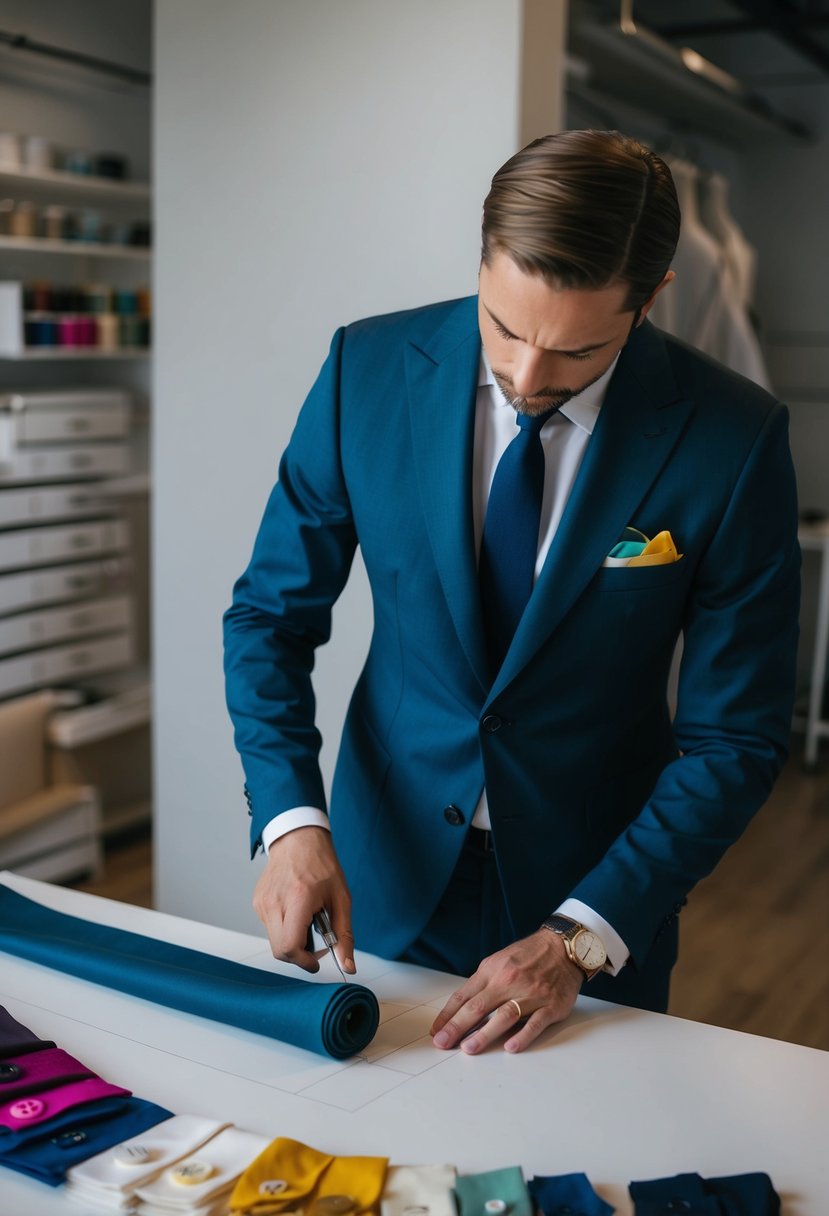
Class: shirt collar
478,349,620,436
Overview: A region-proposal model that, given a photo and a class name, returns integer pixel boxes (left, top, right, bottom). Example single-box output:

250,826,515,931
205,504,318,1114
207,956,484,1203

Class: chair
0,690,102,882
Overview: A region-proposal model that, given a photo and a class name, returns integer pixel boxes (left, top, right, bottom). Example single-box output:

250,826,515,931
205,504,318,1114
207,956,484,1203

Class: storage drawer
0,444,129,485
0,518,130,573
0,484,114,528
0,594,133,657
0,557,131,616
15,403,129,444
0,632,135,697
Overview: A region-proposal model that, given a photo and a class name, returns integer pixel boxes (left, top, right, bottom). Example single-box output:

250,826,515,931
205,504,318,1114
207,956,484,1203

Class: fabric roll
0,883,379,1059
529,1172,615,1216
0,1046,94,1099
67,1114,231,1207
629,1171,780,1215
0,1005,55,1058
454,1166,533,1216
381,1163,458,1216
0,1097,173,1187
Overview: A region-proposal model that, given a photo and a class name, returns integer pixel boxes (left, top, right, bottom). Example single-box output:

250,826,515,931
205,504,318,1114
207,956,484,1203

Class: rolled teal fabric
0,886,378,1060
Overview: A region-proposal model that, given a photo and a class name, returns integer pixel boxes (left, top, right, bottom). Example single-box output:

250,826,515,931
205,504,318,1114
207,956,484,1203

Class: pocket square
603,526,683,568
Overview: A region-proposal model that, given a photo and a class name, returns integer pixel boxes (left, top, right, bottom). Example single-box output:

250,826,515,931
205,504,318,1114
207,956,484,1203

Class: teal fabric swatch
454,1166,533,1216
0,885,378,1060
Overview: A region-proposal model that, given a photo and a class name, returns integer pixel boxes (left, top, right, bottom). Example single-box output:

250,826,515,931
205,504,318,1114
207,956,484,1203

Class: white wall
153,1,564,931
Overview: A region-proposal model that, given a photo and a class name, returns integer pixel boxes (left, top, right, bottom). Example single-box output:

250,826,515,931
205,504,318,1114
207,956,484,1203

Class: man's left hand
429,928,583,1054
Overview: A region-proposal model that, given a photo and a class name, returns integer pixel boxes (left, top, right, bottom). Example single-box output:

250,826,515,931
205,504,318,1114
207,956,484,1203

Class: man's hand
253,826,356,975
430,928,583,1054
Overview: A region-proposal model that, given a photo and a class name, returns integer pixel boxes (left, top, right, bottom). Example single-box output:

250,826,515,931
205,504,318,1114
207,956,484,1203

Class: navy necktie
479,408,554,673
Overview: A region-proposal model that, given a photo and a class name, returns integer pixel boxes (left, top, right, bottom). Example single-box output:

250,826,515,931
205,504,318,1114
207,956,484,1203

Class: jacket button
443,805,465,826
481,714,502,733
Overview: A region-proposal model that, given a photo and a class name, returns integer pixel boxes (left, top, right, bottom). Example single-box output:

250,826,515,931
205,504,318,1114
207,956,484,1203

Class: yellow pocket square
603,527,683,568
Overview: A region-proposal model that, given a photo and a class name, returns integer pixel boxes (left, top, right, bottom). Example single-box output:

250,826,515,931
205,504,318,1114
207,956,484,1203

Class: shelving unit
0,164,150,204
0,235,150,260
0,349,149,361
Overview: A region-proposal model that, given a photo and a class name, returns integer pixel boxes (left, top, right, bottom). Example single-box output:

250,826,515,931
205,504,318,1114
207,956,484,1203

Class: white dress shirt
261,346,630,974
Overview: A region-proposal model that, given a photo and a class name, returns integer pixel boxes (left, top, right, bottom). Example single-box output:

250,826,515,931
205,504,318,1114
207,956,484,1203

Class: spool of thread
77,209,102,243
22,135,52,170
96,313,119,350
114,290,137,316
28,282,52,311
63,148,93,175
0,132,20,168
41,205,67,241
24,315,58,347
0,199,14,235
86,284,112,314
136,288,151,317
9,201,36,238
58,316,81,347
95,153,127,180
77,316,98,346
139,317,151,347
118,315,142,347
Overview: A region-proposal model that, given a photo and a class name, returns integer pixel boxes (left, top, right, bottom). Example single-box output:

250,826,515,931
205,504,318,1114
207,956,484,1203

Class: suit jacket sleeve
223,327,357,856
569,401,800,965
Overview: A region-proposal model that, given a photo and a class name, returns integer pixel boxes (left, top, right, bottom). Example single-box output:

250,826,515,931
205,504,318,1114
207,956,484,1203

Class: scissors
312,908,348,983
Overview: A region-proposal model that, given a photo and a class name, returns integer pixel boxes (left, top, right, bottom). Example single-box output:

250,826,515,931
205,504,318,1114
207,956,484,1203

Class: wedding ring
505,998,523,1020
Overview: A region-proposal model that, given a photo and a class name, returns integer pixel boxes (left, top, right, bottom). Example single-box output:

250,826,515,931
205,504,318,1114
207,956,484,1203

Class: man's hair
481,129,680,313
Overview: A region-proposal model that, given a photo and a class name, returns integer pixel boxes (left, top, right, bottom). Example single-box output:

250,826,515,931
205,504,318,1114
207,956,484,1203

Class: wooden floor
69,745,829,1051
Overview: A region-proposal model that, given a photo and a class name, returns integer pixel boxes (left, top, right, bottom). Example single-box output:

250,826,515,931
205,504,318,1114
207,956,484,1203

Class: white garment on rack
698,170,758,312
649,158,771,391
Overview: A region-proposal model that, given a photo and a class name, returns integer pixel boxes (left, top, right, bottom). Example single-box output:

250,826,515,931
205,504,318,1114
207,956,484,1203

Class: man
224,130,799,1055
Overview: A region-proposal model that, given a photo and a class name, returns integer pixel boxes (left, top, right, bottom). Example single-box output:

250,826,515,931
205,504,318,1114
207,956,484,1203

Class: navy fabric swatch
0,1097,173,1186
0,885,379,1059
530,1172,615,1215
630,1171,780,1215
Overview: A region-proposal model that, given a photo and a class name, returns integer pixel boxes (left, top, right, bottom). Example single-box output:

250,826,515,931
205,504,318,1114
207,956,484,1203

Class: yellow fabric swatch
229,1136,333,1213
626,529,683,567
314,1152,389,1215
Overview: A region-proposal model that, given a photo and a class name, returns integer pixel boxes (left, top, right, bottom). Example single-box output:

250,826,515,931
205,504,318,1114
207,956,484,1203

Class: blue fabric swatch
0,885,379,1059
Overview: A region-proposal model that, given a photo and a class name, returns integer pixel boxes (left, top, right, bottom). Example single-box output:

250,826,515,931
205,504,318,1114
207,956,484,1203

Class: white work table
0,872,826,1215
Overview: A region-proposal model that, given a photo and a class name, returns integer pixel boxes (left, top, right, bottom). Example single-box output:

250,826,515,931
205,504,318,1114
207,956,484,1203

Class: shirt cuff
260,807,331,855
556,897,629,977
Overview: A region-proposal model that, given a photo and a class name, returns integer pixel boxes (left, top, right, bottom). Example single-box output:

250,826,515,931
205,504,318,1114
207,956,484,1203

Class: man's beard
492,366,607,416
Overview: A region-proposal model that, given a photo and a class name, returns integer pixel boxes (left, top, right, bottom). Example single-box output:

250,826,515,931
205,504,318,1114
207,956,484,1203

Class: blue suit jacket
224,296,799,997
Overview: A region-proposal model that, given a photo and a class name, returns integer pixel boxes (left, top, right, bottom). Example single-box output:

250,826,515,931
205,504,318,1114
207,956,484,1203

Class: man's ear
636,270,676,326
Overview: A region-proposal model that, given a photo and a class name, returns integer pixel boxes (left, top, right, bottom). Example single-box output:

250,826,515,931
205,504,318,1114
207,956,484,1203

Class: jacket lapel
406,297,490,694
490,320,695,699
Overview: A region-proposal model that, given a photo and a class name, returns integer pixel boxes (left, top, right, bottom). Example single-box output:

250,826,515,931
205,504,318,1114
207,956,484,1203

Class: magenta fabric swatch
0,1047,93,1100
0,1077,130,1130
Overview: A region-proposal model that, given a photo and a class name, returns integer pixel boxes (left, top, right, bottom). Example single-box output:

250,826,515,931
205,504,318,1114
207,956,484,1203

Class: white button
114,1143,155,1167
170,1159,213,1186
484,1202,508,1214
259,1180,289,1197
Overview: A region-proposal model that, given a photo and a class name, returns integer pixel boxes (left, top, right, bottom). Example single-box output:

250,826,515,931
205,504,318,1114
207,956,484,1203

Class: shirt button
0,1062,21,1082
314,1196,356,1214
52,1130,88,1148
403,1207,430,1214
259,1180,289,1197
9,1097,45,1120
443,804,465,826
665,1202,692,1213
114,1143,155,1166
484,1202,508,1214
170,1160,213,1186
481,714,503,733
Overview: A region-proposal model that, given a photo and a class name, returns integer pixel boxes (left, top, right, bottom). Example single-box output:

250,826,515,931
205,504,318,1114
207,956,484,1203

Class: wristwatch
542,914,607,980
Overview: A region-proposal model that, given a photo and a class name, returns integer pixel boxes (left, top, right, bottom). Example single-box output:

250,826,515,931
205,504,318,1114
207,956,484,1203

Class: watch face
572,929,606,971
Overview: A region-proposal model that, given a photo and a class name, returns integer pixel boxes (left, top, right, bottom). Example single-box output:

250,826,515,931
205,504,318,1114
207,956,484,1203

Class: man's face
478,252,641,416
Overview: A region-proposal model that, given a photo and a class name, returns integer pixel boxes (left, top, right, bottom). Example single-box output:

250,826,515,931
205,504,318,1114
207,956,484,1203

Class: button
443,804,465,826
314,1196,356,1214
484,1202,508,1214
259,1180,289,1197
403,1207,430,1214
9,1097,44,1120
0,1062,21,1082
170,1160,213,1186
665,1202,692,1213
52,1130,87,1148
114,1143,155,1166
481,714,502,733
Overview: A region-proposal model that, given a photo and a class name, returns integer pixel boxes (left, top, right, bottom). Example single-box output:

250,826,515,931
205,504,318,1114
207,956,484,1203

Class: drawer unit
0,518,129,573
0,632,135,698
0,389,130,444
0,483,113,528
0,594,133,657
0,557,131,616
0,443,129,485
